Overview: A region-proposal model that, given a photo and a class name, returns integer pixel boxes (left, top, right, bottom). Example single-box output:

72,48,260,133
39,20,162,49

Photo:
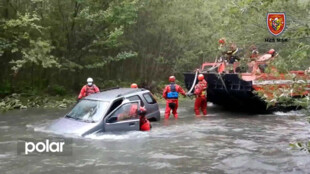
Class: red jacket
78,84,100,99
117,103,138,121
140,116,151,131
162,83,186,100
194,80,207,98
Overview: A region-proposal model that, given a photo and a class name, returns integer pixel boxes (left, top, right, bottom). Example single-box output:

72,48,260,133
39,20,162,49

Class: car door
104,101,140,132
127,95,144,106
141,92,160,119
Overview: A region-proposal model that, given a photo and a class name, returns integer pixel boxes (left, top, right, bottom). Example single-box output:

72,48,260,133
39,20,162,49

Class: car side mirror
107,117,117,123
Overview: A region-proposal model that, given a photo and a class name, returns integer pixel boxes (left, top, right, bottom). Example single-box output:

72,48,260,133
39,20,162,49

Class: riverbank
0,93,76,112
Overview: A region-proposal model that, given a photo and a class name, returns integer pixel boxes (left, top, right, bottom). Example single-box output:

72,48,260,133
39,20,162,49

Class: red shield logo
267,13,286,36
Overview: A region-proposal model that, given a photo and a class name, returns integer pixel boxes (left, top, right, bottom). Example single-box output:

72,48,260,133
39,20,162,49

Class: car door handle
129,122,135,126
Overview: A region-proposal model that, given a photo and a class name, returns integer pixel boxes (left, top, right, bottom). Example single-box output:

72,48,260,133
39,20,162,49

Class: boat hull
184,72,299,112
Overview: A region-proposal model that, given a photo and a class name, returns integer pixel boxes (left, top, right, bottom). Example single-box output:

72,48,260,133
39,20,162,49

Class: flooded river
0,101,310,174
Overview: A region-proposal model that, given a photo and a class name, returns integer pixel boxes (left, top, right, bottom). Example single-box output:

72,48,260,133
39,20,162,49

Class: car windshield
66,100,109,123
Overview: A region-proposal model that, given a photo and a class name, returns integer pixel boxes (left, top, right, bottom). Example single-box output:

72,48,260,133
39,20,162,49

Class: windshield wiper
66,114,94,122
65,114,81,121
84,118,96,123
65,114,73,118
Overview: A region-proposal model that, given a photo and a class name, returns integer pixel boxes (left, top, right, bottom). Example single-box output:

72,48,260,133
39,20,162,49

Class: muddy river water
0,101,310,174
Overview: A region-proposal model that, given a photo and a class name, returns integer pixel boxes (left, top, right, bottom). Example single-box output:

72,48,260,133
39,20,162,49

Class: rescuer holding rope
194,74,208,116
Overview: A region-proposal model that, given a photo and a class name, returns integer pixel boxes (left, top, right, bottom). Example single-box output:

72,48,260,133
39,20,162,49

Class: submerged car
48,88,160,136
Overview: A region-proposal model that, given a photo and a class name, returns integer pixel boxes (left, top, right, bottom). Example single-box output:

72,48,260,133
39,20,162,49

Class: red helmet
268,49,275,54
198,74,204,81
169,76,175,82
139,107,147,115
219,38,225,44
131,83,138,88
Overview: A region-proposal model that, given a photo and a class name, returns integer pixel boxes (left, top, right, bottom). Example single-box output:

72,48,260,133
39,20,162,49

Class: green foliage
84,51,137,69
103,0,139,25
48,85,67,96
290,141,310,153
0,13,59,74
0,81,11,96
0,0,309,109
0,94,26,111
73,0,140,63
10,39,59,73
0,93,76,112
272,43,310,72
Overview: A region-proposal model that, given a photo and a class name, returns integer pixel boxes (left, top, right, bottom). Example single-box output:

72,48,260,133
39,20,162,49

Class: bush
0,81,11,96
48,85,66,96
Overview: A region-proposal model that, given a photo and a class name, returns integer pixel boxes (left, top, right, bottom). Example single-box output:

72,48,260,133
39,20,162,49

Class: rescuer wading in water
194,74,208,116
162,76,186,119
139,107,151,131
78,77,100,99
131,83,138,88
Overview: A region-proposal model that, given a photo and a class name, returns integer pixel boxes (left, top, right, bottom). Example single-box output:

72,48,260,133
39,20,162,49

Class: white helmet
87,77,93,86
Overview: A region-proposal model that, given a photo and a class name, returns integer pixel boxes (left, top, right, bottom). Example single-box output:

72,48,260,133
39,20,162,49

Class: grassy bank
0,93,76,112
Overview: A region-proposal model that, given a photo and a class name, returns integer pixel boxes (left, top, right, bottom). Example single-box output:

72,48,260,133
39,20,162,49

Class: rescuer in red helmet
267,49,276,57
139,107,151,131
78,77,100,100
131,83,138,88
162,76,186,119
194,74,208,116
219,38,225,45
218,38,227,56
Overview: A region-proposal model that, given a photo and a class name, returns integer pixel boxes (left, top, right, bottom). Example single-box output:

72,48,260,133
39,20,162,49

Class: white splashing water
273,111,305,116
85,131,150,140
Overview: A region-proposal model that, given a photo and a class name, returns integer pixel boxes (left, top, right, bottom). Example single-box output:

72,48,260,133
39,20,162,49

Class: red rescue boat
184,52,310,112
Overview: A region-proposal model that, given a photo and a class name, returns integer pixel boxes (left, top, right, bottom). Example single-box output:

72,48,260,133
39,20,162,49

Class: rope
187,70,198,94
214,69,246,107
203,55,228,93
206,56,219,71
216,72,229,93
207,63,221,72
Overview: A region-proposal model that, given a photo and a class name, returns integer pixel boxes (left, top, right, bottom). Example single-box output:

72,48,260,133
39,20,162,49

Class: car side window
127,95,144,106
106,103,139,123
143,93,156,104
106,99,123,116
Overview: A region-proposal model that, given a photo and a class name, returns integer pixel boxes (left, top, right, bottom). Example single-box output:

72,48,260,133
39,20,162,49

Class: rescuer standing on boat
218,38,227,73
194,74,208,116
78,77,100,99
249,45,259,61
218,38,226,53
226,43,240,64
224,43,240,73
163,76,186,119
